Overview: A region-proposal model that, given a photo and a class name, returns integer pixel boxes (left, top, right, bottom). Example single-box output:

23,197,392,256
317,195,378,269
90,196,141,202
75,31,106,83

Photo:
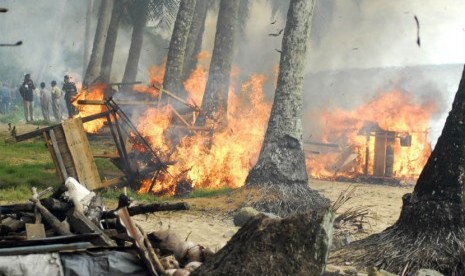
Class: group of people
18,74,78,123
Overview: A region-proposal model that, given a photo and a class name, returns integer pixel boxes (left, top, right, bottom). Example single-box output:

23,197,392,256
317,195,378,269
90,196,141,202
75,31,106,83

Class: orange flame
72,83,108,133
136,67,272,195
306,89,435,180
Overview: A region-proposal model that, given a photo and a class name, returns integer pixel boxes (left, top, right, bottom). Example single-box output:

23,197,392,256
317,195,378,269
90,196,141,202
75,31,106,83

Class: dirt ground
134,180,414,253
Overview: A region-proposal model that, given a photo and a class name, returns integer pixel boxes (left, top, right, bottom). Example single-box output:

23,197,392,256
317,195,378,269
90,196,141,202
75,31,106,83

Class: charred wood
102,202,190,219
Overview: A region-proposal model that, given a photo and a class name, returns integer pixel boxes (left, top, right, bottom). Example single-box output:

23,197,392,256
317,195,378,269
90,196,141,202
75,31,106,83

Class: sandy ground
135,179,414,253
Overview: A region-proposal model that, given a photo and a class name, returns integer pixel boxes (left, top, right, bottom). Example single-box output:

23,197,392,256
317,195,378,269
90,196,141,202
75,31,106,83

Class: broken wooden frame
14,100,166,191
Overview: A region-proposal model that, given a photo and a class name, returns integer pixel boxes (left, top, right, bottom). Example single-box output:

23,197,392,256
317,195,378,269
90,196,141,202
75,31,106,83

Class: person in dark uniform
62,75,78,118
19,74,35,122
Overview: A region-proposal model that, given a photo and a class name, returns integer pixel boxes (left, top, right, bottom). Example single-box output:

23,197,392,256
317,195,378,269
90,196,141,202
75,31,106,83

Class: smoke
0,0,168,88
1,0,463,147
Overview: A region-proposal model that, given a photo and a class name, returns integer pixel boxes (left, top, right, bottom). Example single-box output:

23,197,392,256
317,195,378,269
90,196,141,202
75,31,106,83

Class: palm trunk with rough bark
246,0,315,187
84,0,113,86
162,0,197,99
121,0,149,89
331,58,465,276
100,0,124,84
181,0,209,85
83,0,93,77
243,0,328,218
195,0,240,126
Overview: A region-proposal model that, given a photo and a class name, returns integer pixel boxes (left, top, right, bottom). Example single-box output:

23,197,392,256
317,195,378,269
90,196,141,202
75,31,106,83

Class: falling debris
268,28,283,37
414,15,421,47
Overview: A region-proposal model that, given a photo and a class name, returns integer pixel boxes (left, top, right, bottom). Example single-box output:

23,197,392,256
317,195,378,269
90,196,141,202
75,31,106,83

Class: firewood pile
0,177,213,275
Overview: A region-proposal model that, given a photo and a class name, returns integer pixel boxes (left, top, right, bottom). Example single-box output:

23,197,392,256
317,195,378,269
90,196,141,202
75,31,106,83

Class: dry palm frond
331,185,357,212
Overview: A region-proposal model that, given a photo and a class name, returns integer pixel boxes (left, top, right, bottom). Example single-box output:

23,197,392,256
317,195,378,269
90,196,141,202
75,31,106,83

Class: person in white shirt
50,80,63,122
39,82,52,121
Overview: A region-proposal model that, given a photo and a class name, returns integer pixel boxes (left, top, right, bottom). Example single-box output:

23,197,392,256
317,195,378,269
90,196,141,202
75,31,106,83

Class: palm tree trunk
195,0,240,126
121,0,149,88
162,0,197,99
181,0,209,84
83,0,93,77
84,0,114,86
246,0,316,187
100,0,124,84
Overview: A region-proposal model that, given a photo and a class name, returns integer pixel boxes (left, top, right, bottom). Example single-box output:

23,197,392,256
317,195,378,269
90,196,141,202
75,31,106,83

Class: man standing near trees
19,74,35,122
62,75,78,118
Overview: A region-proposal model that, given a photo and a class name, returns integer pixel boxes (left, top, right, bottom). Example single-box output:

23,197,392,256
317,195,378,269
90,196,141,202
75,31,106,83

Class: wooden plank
93,152,120,159
43,132,64,182
67,208,117,247
100,176,127,188
373,134,387,177
53,127,78,179
49,129,69,180
62,117,102,190
14,111,112,142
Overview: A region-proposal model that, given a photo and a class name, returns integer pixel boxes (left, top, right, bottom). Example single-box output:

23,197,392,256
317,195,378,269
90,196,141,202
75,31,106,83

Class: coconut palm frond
148,0,180,31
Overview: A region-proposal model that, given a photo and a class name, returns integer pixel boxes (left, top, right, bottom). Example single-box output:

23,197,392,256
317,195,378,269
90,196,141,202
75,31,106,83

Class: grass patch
101,186,233,203
0,108,23,124
101,187,164,203
0,132,60,201
187,187,233,198
30,120,54,126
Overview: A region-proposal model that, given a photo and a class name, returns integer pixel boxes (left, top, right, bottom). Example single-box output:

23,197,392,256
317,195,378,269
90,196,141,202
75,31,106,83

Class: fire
132,64,166,97
136,69,272,195
306,89,435,181
72,83,108,133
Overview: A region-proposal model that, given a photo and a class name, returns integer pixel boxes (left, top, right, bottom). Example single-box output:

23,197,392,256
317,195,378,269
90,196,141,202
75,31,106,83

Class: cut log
191,210,334,276
102,202,189,219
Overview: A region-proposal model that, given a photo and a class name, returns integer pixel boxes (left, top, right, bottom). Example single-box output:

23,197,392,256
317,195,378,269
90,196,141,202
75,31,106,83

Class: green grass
0,107,23,124
187,187,233,198
0,132,60,201
101,187,164,203
101,186,233,203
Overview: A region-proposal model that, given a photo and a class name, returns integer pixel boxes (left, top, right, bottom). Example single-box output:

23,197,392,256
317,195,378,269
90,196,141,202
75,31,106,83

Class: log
31,198,72,236
102,202,190,219
0,217,25,234
0,198,71,215
67,208,117,247
191,210,335,276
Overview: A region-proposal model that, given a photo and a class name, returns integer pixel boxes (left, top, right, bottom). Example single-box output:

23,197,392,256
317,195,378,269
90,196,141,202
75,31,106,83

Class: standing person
39,82,51,121
62,75,78,118
19,74,35,122
0,83,11,114
50,80,63,122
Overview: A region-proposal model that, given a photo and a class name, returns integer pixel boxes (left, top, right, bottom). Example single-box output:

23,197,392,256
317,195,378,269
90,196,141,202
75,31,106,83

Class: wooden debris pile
0,177,211,275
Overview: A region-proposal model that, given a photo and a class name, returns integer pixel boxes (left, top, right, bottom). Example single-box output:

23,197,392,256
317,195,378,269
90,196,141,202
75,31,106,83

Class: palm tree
244,0,329,216
100,0,125,84
162,0,197,99
121,0,179,88
181,0,209,86
84,0,114,86
121,0,149,86
195,0,241,126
